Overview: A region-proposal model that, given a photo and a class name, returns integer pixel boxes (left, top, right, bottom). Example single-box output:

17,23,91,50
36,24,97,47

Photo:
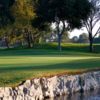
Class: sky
51,22,100,39
70,28,87,38
51,23,87,38
70,23,100,38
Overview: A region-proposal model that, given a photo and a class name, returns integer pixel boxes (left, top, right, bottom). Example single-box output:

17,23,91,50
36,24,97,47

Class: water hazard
48,89,100,100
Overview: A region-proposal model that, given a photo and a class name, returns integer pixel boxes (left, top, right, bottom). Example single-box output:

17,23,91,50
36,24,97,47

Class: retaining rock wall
0,71,100,100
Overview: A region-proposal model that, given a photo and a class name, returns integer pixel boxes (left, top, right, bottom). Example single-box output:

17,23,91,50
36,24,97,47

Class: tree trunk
89,33,93,52
5,37,9,49
89,40,93,52
56,20,65,51
27,39,31,48
26,36,31,48
27,33,31,48
6,41,9,49
58,34,62,51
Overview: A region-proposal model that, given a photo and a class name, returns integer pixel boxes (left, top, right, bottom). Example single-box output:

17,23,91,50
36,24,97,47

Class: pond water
48,89,100,100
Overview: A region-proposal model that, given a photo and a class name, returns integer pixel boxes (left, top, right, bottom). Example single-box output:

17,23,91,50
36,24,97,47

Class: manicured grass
0,43,100,87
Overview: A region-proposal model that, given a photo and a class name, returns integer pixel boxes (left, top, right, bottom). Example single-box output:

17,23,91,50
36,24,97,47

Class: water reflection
48,89,100,100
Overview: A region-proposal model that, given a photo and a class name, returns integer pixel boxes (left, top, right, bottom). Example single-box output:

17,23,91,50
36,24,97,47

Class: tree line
0,0,100,52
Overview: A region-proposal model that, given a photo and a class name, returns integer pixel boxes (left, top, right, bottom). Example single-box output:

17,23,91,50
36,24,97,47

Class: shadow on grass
0,49,99,57
0,43,100,57
0,58,100,72
0,58,100,86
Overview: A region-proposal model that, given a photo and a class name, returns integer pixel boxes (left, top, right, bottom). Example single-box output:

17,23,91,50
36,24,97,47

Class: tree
11,0,35,26
32,0,92,51
10,0,50,48
0,0,15,48
0,0,15,27
84,0,100,52
71,36,79,43
0,0,37,48
62,31,70,43
78,33,89,43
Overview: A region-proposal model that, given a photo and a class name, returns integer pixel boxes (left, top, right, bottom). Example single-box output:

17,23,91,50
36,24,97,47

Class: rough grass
0,43,100,87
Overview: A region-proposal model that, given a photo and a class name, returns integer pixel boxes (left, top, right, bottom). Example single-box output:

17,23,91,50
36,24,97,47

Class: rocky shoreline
0,71,100,100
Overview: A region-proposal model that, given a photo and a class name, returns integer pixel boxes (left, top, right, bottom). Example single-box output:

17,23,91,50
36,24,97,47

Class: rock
0,87,4,98
0,71,100,100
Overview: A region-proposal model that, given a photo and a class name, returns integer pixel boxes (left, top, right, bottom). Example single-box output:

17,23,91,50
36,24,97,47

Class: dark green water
49,89,100,100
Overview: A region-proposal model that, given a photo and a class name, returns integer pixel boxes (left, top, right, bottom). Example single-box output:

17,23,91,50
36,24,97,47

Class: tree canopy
32,0,92,50
33,0,92,28
84,0,100,52
11,0,35,26
0,0,15,27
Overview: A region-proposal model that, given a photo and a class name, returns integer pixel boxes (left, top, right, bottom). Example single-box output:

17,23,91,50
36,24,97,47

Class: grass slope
0,43,100,87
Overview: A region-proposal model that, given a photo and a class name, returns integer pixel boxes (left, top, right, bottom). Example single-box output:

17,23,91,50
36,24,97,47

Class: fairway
0,48,100,87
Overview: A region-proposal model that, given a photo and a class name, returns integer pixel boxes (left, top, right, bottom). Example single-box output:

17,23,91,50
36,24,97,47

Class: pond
48,89,100,100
